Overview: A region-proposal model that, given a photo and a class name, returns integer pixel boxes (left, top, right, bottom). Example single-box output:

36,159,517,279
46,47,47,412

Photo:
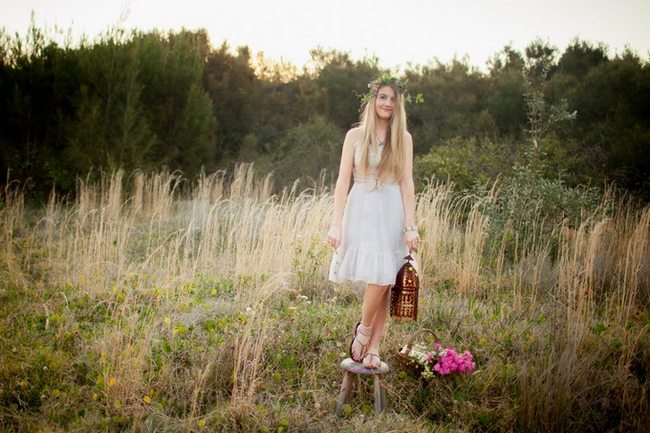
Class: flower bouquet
404,342,475,379
396,329,475,380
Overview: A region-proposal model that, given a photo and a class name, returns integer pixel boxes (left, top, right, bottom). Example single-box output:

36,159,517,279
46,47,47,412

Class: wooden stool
335,358,390,416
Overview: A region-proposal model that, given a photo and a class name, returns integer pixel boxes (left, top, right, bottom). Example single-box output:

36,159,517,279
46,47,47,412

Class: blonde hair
357,83,407,184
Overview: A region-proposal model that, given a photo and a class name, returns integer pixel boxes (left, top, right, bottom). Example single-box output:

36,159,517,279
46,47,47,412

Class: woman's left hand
326,225,342,250
404,230,420,252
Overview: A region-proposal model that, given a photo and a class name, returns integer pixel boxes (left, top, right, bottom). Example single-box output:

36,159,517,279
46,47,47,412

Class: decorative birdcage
390,254,419,321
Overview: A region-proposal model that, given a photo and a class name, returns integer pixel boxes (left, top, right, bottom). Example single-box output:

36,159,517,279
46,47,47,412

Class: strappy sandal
349,322,372,362
363,352,382,369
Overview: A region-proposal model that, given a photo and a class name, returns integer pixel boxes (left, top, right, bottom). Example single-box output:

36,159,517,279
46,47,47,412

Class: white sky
2,0,649,71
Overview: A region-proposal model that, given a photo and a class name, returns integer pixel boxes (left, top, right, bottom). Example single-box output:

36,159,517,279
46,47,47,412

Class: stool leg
373,375,385,414
335,371,355,417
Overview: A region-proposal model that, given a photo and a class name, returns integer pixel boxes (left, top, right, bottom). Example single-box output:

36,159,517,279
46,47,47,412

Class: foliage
1,168,648,431
404,58,491,154
1,26,649,199
268,116,344,189
310,48,381,129
473,164,605,260
414,137,518,190
203,43,256,159
0,26,216,192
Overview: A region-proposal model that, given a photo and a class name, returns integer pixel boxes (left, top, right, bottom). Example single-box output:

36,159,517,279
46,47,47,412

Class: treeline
1,24,649,198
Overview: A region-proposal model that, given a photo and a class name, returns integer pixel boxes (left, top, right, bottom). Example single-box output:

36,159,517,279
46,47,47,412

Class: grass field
1,165,648,432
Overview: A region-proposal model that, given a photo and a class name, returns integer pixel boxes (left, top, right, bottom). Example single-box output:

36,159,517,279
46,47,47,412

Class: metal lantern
390,254,419,321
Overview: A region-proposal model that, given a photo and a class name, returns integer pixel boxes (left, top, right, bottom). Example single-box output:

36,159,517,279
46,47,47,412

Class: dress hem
328,275,395,286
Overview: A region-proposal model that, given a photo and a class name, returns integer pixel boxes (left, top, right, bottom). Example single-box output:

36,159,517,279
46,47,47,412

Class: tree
524,38,558,85
270,116,344,188
571,50,650,194
557,39,608,79
486,46,527,138
204,43,256,160
311,48,381,129
405,57,489,154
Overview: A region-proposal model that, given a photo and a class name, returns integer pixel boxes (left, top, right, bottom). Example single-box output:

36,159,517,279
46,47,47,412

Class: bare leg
369,286,390,350
361,283,390,326
361,284,390,368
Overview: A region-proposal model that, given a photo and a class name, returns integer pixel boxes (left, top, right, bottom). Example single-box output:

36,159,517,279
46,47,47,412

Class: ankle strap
358,323,372,335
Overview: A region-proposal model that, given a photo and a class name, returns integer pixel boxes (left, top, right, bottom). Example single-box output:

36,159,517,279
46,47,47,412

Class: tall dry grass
1,165,648,431
21,165,325,295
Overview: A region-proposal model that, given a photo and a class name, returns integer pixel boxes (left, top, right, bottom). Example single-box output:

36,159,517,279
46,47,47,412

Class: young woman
327,75,420,369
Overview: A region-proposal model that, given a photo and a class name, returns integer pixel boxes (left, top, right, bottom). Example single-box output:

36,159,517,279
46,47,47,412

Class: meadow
1,165,648,432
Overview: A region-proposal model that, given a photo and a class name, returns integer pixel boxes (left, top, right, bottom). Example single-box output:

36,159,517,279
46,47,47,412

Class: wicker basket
390,254,419,321
395,329,440,378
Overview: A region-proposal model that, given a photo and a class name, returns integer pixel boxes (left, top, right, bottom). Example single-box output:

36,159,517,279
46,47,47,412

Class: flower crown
361,73,424,104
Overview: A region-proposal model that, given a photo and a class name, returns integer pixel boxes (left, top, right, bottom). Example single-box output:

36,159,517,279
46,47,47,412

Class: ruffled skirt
329,182,407,285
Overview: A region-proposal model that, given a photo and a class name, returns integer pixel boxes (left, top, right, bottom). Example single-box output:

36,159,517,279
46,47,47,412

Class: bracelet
403,225,418,233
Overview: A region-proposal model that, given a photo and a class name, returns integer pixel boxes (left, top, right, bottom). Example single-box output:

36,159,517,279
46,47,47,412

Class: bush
270,116,344,189
473,163,605,261
414,136,518,190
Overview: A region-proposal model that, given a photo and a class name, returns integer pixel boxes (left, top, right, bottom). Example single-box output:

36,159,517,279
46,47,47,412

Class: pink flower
410,342,475,378
433,363,451,375
430,347,475,375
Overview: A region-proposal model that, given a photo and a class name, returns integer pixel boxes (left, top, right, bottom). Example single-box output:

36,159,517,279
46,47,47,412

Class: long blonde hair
357,82,408,184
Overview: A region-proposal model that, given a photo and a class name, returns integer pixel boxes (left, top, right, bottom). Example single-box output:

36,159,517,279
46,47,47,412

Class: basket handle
403,328,440,355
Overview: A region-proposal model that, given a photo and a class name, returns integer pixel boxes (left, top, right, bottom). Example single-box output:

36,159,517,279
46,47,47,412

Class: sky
2,0,649,71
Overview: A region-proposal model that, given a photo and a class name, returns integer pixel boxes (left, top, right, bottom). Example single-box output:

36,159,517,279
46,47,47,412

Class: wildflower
406,342,475,378
173,324,188,336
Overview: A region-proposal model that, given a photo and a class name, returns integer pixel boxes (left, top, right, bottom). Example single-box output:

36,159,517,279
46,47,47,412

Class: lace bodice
353,142,383,184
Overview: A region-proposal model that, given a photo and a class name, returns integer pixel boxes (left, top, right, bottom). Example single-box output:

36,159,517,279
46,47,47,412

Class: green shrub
473,163,605,261
414,136,518,190
270,116,344,189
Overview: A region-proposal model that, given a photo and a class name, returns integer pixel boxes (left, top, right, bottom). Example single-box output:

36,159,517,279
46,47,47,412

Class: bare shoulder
342,126,363,149
346,126,364,140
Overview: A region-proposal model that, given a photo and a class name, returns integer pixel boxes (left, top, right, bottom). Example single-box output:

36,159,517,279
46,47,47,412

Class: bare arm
400,133,420,252
327,128,358,249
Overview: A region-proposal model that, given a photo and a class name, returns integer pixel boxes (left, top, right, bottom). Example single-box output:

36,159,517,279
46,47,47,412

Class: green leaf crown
361,73,423,105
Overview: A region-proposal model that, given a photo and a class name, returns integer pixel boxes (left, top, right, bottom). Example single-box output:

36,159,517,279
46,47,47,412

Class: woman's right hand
326,225,342,250
404,229,420,253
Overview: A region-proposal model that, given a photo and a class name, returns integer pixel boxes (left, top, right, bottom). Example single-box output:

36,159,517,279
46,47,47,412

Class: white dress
329,141,408,285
